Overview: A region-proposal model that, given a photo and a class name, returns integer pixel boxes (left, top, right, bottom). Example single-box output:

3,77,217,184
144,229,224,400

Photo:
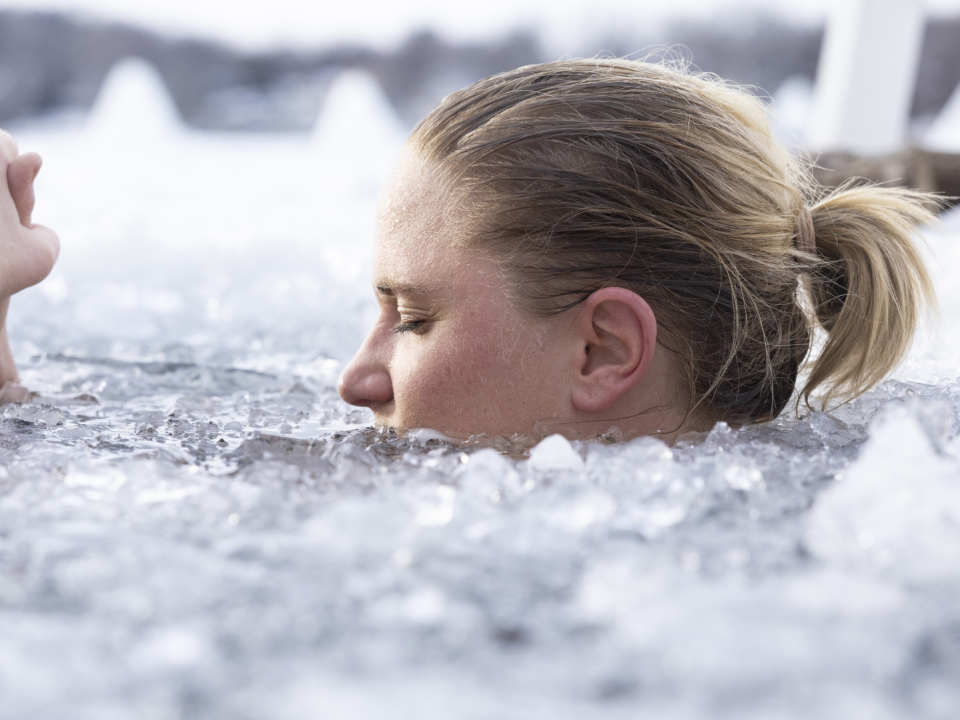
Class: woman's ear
569,287,657,415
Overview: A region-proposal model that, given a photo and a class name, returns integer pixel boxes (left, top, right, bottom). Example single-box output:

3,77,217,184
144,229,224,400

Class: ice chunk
283,381,314,396
546,485,616,532
3,403,64,426
6,85,960,719
528,434,585,471
64,465,126,491
407,427,455,444
132,625,211,669
458,448,524,513
414,485,457,527
807,406,960,581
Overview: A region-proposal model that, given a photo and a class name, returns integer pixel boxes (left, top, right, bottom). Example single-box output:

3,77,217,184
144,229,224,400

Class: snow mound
85,57,182,144
311,69,406,184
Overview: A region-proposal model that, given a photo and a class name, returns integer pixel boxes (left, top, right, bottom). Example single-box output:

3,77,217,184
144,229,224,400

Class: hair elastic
795,206,816,255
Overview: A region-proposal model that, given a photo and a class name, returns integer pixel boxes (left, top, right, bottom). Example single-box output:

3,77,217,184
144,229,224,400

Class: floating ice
2,104,960,718
2,403,64,426
406,427,455,444
807,405,960,582
528,433,585,471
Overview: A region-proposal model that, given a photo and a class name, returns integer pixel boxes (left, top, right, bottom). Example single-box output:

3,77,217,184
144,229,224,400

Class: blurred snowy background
1,2,960,720
0,0,957,138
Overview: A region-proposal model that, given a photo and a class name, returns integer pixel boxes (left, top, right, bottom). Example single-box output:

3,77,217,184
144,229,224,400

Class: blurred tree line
0,10,958,130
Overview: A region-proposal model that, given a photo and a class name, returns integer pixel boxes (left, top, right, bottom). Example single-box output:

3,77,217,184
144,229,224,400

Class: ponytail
801,182,937,409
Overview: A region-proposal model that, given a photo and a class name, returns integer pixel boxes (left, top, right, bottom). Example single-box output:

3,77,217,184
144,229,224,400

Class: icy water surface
4,79,960,718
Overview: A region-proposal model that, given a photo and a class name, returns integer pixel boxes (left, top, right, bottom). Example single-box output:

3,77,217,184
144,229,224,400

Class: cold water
2,70,960,719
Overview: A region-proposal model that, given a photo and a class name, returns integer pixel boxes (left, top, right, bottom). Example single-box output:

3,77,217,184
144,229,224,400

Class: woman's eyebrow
375,281,435,297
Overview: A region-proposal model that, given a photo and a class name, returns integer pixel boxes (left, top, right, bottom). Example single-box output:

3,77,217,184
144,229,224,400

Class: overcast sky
0,0,959,52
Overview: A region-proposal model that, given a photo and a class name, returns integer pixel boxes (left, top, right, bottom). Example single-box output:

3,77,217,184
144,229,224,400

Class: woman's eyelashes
393,319,428,334
388,300,436,335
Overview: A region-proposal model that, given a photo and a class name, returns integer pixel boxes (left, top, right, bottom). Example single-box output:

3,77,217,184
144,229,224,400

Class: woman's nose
338,343,393,407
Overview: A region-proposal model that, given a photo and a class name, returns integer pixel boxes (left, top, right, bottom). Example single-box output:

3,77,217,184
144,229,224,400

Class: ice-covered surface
3,69,960,718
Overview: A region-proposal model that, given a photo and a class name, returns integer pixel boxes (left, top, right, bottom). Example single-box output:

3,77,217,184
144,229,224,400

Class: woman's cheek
390,335,450,410
398,329,475,398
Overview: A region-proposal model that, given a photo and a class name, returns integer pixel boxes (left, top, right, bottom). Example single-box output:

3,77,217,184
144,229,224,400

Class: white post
807,0,925,155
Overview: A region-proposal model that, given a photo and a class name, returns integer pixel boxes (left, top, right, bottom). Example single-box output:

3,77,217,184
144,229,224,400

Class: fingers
27,223,60,265
7,153,40,227
0,132,59,300
0,223,60,297
0,131,17,223
0,130,17,166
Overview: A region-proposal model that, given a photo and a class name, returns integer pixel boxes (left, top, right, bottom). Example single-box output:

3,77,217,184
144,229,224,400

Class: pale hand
0,129,60,396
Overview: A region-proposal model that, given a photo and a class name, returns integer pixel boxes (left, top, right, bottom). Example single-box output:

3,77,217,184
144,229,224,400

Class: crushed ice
2,91,960,718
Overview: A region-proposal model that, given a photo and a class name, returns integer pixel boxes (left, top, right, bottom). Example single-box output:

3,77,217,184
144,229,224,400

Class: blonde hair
410,59,935,424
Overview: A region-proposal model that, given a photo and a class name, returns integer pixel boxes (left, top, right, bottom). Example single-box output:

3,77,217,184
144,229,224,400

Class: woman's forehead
375,155,450,255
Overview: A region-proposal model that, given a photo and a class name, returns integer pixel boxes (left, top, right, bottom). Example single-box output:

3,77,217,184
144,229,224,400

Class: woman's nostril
338,363,392,407
364,371,394,405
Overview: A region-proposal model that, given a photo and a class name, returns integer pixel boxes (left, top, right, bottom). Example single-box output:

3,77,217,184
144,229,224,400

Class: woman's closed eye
394,319,429,334
392,302,438,335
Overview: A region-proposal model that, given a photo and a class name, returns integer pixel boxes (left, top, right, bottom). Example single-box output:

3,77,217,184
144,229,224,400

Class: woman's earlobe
570,287,657,415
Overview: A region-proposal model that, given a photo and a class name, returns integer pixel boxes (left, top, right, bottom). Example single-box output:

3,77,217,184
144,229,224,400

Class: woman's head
339,59,935,440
